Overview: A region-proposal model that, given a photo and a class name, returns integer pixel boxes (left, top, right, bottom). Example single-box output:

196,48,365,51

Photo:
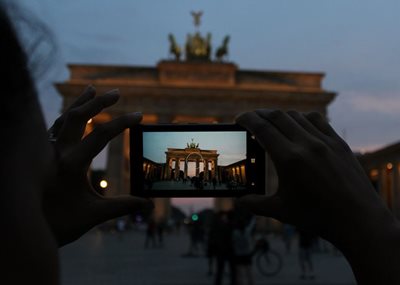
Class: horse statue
185,32,211,61
215,35,230,62
168,33,181,61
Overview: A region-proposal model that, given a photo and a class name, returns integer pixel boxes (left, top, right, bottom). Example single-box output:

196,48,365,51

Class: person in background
282,223,295,254
297,228,316,280
213,211,236,285
206,212,218,276
145,216,157,248
232,216,256,285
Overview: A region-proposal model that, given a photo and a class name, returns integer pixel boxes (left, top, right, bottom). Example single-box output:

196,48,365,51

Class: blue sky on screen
143,131,246,166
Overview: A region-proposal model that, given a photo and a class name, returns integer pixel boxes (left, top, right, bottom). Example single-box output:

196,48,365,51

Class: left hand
44,86,153,246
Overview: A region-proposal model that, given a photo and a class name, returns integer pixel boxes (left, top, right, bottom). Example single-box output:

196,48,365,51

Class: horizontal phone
130,124,265,197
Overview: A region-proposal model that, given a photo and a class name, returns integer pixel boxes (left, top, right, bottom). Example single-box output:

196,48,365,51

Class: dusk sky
19,0,400,153
143,131,246,165
15,0,400,212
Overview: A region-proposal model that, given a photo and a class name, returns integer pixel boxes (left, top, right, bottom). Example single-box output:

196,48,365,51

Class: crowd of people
2,1,400,284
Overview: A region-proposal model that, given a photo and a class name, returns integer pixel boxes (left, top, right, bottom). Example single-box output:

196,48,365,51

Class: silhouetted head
0,3,35,108
1,2,56,117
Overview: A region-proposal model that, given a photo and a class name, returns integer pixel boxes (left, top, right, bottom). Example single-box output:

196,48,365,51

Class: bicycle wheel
256,249,283,277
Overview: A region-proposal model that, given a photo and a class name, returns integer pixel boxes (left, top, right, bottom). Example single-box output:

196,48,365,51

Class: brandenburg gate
165,141,219,181
56,13,336,223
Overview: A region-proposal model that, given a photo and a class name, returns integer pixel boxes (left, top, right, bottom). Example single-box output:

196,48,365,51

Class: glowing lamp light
387,163,393,170
191,214,199,222
370,169,379,178
99,179,108,189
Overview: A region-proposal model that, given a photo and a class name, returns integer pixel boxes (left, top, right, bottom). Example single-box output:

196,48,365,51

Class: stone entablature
63,61,331,93
58,62,335,120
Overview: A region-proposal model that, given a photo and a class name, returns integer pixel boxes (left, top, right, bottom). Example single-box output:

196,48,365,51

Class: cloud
349,92,400,115
328,90,400,153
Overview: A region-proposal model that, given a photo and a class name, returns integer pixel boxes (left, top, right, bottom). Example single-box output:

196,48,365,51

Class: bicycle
253,237,283,277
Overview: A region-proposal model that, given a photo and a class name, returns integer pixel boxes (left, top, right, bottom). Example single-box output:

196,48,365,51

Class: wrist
332,208,400,284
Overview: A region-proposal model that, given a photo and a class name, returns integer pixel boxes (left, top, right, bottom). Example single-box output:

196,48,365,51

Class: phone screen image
130,124,265,197
142,131,247,191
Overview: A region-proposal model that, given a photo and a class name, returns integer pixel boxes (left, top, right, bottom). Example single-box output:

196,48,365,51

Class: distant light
387,163,393,170
100,179,108,188
87,118,93,124
191,214,199,221
370,169,379,178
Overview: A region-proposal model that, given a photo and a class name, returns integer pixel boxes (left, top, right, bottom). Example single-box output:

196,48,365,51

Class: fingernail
85,85,96,93
134,112,143,121
128,112,142,118
105,88,120,97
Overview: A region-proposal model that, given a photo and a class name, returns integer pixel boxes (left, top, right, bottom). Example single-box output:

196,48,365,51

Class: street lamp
99,179,108,189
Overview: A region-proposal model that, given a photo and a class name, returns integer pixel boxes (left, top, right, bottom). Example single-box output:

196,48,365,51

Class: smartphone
130,124,265,197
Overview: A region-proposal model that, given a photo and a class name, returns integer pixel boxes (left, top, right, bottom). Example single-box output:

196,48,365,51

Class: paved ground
60,228,356,285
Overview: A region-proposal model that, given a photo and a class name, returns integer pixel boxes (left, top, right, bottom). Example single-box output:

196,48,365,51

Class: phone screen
130,124,265,197
142,131,247,191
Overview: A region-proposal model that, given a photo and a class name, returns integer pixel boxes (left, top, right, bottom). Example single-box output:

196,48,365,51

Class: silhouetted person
282,223,295,254
156,221,165,247
213,211,236,285
145,218,157,248
212,177,217,190
206,213,219,276
185,219,204,256
232,216,256,285
297,228,316,279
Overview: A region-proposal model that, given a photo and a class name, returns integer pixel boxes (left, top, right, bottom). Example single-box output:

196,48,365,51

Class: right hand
236,110,396,245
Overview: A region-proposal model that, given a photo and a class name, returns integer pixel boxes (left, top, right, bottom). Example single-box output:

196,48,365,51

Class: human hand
44,86,153,246
236,110,396,245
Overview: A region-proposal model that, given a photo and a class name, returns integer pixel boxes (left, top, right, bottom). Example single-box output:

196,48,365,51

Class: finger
65,85,97,112
70,112,142,166
235,111,292,157
238,194,283,220
93,196,154,225
287,111,332,143
255,109,310,142
56,89,120,145
305,112,340,139
305,112,352,152
48,85,96,137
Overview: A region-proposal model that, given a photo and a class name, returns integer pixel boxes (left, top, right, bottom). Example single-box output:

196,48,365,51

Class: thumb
94,196,154,223
238,194,283,220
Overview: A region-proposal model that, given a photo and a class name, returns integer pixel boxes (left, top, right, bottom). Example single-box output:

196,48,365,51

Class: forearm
0,184,59,284
332,211,400,284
